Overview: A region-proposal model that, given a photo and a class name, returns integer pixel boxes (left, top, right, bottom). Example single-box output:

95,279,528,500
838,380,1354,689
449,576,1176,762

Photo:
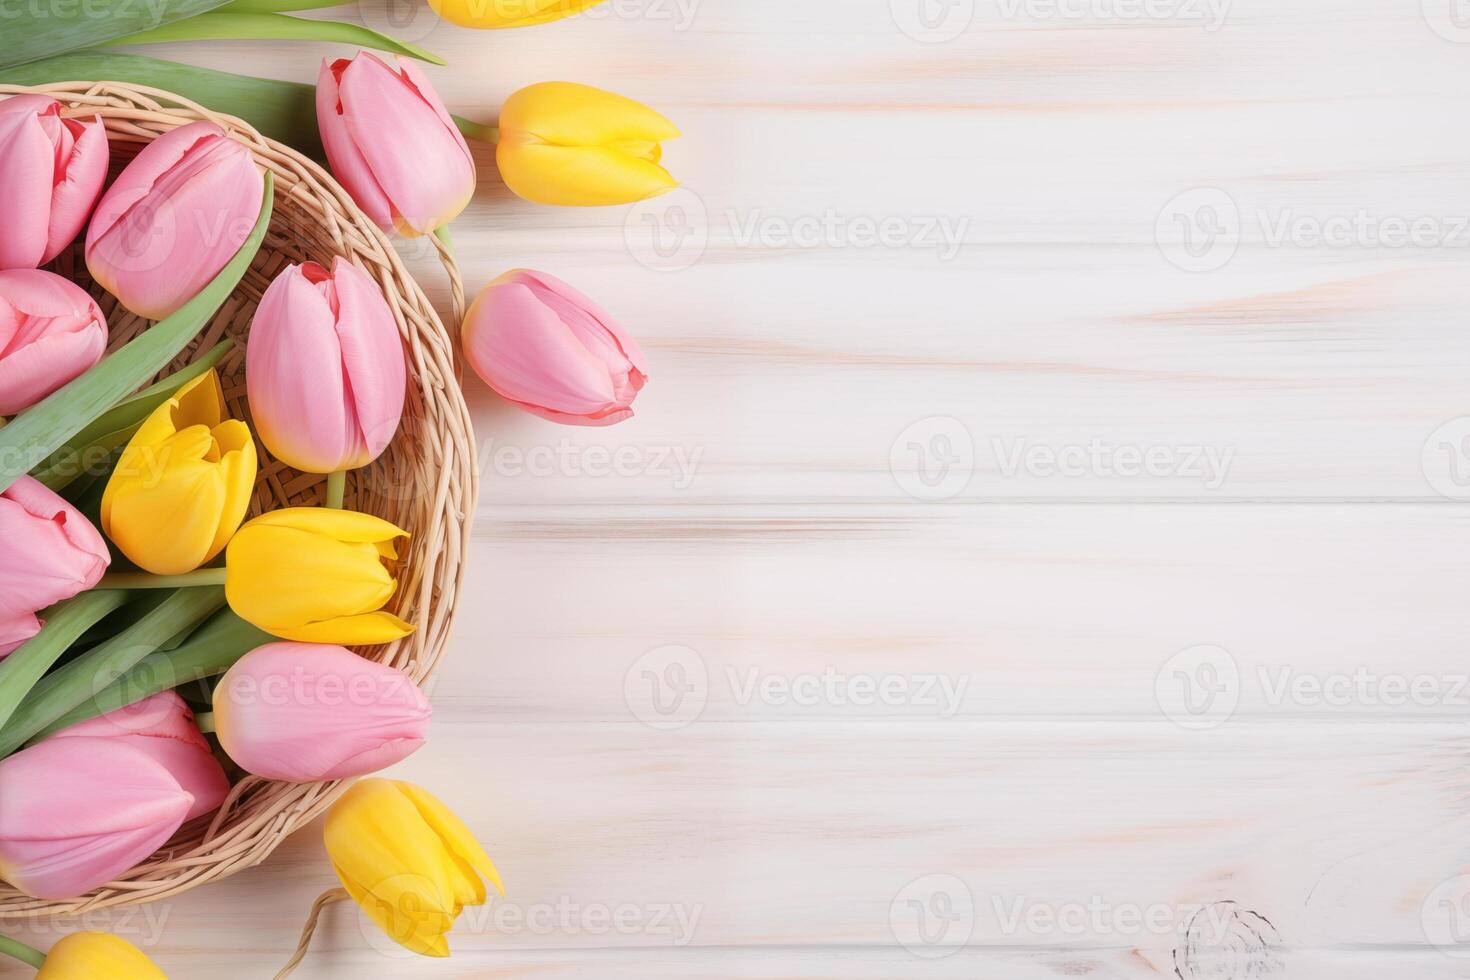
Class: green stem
0,591,130,733
325,470,346,509
0,587,226,757
194,710,216,733
98,568,228,590
433,223,454,255
0,934,45,969
455,118,499,144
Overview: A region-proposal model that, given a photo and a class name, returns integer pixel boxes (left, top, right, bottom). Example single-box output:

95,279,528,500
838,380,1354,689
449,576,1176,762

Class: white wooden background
10,0,1470,975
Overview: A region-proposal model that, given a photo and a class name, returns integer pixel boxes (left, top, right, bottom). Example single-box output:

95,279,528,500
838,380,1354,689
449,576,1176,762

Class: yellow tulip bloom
225,507,415,645
102,370,256,575
37,932,166,979
428,0,606,29
325,779,504,957
497,81,680,206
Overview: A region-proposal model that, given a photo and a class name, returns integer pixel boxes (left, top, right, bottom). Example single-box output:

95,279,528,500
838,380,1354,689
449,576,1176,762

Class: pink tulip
85,121,264,320
0,476,110,658
0,268,108,415
49,692,229,822
213,642,431,782
246,258,406,473
0,94,108,271
0,738,193,899
317,53,475,237
462,269,648,426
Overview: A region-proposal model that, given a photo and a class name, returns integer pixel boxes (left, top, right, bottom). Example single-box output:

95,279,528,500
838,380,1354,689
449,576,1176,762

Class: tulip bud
426,0,605,28
36,932,166,979
48,692,229,822
462,269,647,425
0,476,109,658
101,369,257,575
0,738,193,899
497,81,678,207
0,94,109,271
225,508,415,645
246,258,406,473
85,121,265,320
0,268,108,416
214,642,430,781
325,778,503,956
317,53,475,237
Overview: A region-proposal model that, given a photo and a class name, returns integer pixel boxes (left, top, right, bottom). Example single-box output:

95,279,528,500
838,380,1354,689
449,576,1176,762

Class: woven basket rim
0,79,478,917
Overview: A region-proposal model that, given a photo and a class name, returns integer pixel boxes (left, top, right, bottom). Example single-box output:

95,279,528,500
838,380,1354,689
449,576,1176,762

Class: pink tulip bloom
0,476,110,658
462,269,648,426
0,94,108,271
49,692,230,822
246,258,406,473
0,268,108,415
0,738,193,899
213,642,431,782
317,53,475,237
85,121,264,320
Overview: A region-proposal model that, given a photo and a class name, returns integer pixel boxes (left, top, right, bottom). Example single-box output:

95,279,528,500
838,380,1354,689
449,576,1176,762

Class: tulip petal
499,81,680,147
206,420,257,560
0,612,42,659
36,932,167,979
337,54,474,234
0,476,109,620
316,59,396,231
0,108,54,269
498,140,677,207
0,739,192,899
42,116,109,265
245,505,408,545
330,257,406,462
271,610,416,645
398,782,505,897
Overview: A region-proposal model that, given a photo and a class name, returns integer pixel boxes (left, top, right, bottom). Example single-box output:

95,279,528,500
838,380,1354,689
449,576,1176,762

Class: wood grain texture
8,0,1470,975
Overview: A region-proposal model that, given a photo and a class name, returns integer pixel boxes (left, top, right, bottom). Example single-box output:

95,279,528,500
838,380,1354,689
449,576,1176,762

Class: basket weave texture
0,80,478,916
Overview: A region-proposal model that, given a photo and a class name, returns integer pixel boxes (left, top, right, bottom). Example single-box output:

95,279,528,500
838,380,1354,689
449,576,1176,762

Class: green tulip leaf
0,0,235,70
0,173,273,495
218,0,353,12
1,53,325,158
105,11,446,65
0,591,131,734
0,587,225,758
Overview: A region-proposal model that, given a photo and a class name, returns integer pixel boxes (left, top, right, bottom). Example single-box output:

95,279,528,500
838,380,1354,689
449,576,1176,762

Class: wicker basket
0,81,478,917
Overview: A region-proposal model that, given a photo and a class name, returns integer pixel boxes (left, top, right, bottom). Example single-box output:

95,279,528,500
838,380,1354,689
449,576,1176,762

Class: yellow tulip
101,370,256,575
428,0,606,29
497,81,680,206
325,779,504,957
37,932,166,979
224,507,414,645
